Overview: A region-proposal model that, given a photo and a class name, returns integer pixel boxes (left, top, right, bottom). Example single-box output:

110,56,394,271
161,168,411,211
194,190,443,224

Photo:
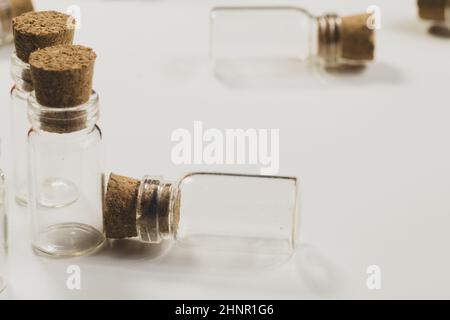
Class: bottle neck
10,52,33,93
316,14,343,67
135,176,180,243
27,91,100,134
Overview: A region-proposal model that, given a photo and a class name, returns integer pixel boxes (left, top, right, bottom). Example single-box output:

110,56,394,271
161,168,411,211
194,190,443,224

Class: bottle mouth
28,90,99,134
136,176,175,244
10,52,33,92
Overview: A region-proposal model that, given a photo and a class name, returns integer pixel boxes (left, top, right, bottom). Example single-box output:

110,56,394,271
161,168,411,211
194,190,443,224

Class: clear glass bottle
10,52,33,206
27,91,105,257
210,6,374,69
0,158,6,292
105,172,299,267
0,0,13,46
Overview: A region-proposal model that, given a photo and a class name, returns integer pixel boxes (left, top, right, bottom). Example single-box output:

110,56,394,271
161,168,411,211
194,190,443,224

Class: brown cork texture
341,13,375,61
29,44,96,108
104,174,140,239
10,0,34,18
12,11,74,63
37,108,90,134
418,0,447,21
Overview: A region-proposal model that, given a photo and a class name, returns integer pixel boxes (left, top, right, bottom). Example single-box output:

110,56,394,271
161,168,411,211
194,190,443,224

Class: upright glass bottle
10,10,74,205
27,45,104,257
104,172,299,268
210,6,375,68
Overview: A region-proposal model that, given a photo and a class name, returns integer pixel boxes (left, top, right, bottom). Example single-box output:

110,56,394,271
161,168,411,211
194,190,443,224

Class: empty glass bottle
28,91,105,257
104,172,299,267
210,6,375,68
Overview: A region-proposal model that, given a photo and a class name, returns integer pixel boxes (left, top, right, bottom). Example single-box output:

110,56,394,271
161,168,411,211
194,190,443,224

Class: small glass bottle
27,45,104,257
210,6,375,69
10,11,74,205
418,0,450,34
104,172,299,267
28,92,105,257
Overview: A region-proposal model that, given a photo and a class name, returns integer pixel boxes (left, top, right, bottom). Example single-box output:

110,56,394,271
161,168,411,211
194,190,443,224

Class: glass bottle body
210,6,317,64
117,172,299,268
28,92,105,257
0,167,6,293
10,53,33,205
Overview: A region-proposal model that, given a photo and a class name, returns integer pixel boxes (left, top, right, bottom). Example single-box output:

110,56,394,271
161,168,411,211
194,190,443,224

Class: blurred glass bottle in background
210,6,375,84
0,0,33,46
418,0,450,35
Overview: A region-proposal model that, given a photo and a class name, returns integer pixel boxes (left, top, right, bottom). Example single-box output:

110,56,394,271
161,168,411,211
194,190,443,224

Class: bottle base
32,223,105,257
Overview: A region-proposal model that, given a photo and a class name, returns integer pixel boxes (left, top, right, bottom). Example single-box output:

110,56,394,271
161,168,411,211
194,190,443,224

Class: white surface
0,0,449,299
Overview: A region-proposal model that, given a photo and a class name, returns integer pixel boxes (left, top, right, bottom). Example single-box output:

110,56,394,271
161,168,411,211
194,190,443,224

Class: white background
0,0,449,299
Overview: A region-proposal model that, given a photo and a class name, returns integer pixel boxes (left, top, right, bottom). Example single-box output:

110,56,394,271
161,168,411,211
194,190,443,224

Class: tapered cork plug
104,174,140,239
12,11,75,63
341,13,375,61
29,45,96,108
418,0,448,21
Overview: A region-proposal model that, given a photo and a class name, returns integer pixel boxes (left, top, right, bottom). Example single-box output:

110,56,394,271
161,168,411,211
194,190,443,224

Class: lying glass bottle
210,6,375,68
418,0,450,33
104,172,299,267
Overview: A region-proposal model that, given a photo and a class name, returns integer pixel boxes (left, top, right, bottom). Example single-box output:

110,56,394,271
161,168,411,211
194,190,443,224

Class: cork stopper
418,0,448,21
12,11,75,63
104,174,180,243
341,13,375,62
104,174,140,239
29,44,96,108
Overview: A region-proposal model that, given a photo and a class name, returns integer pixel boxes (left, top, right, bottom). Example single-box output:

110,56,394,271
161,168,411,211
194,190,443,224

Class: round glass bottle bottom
16,178,80,208
32,223,105,257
